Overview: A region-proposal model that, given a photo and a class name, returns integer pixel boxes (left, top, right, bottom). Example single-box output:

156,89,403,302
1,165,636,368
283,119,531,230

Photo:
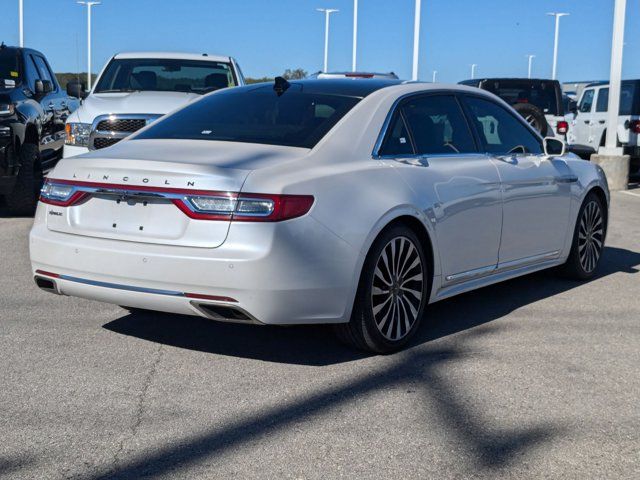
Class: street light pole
18,0,24,47
352,0,358,71
603,0,627,154
317,8,339,73
432,70,437,83
411,0,421,81
78,1,101,92
470,64,477,79
547,12,569,80
526,54,535,79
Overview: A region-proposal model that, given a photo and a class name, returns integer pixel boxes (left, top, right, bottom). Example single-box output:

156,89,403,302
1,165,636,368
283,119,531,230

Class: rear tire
4,143,42,215
512,103,549,137
559,192,606,280
334,225,429,354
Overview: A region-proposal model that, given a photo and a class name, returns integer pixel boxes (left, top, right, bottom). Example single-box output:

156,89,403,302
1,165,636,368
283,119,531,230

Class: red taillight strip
43,178,235,198
35,269,60,278
41,178,315,222
184,293,238,303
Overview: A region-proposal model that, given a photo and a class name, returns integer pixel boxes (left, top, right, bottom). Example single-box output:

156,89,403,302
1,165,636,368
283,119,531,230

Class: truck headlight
0,104,15,116
65,123,91,147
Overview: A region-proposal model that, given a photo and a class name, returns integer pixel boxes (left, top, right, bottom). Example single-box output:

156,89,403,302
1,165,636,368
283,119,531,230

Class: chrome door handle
47,102,55,109
61,102,67,108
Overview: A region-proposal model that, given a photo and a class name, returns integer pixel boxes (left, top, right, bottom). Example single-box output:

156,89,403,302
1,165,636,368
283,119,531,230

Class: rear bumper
29,204,360,325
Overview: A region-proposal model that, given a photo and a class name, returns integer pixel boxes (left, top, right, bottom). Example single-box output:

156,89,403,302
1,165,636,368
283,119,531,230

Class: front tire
5,143,42,215
334,225,429,353
560,192,606,280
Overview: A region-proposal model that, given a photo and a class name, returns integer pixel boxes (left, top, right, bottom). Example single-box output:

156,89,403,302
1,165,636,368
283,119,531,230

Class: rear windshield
0,50,20,86
135,86,361,148
481,80,561,116
94,58,236,94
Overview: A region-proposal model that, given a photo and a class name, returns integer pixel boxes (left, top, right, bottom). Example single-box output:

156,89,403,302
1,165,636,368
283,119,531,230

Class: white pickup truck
63,52,245,157
569,80,640,174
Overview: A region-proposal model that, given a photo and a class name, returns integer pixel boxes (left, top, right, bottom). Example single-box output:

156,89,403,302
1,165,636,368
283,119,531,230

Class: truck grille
89,114,162,150
96,118,147,133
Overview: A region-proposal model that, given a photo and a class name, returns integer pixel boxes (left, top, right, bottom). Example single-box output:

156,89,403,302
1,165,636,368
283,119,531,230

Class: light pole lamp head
78,1,101,6
317,8,339,14
547,12,569,18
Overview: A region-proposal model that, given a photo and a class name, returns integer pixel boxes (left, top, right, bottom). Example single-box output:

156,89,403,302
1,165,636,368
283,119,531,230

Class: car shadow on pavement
92,245,640,479
103,246,640,367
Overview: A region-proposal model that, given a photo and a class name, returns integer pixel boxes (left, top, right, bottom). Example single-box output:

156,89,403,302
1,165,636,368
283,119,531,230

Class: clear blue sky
1,0,639,83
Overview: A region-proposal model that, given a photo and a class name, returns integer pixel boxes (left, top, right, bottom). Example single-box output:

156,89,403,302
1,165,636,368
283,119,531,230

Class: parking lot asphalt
0,190,639,480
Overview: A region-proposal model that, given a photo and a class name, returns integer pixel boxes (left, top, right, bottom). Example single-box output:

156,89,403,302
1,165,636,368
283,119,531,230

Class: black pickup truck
0,44,79,213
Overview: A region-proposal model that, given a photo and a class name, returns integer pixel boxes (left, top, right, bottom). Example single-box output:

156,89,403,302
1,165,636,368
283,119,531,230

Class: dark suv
0,44,79,213
459,78,568,139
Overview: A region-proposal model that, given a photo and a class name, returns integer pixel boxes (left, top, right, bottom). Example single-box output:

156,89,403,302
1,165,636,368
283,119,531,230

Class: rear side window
401,95,476,155
135,87,361,149
379,112,413,156
463,96,543,155
579,89,594,113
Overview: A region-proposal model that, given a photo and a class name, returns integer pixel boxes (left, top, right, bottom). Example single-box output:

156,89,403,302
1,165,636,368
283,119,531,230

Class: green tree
282,68,308,80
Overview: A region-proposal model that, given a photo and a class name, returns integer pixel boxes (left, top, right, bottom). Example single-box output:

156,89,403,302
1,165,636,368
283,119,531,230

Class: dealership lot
0,190,638,479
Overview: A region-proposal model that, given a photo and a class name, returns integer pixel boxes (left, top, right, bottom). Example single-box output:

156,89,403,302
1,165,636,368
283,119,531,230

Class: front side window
95,58,236,94
579,89,595,113
464,96,543,155
135,86,361,149
23,54,41,91
401,95,476,155
596,88,609,112
31,55,55,87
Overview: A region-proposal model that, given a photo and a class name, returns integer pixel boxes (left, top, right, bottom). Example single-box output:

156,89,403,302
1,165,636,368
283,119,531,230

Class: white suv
569,80,640,173
63,52,245,157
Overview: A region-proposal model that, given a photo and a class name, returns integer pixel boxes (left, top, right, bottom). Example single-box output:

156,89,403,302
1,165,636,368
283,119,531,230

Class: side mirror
66,81,86,99
42,80,53,94
34,79,45,95
543,137,566,157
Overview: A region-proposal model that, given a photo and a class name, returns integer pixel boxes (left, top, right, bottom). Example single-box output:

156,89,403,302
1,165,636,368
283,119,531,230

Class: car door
461,94,573,266
572,88,595,148
377,93,503,283
31,54,66,159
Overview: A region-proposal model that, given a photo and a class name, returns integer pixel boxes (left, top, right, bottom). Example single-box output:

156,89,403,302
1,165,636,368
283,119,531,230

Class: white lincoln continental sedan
30,79,609,353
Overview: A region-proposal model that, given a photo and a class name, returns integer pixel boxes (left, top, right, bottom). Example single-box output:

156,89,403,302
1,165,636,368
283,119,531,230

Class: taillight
178,193,314,222
40,182,89,207
39,179,314,222
557,121,569,135
629,120,640,134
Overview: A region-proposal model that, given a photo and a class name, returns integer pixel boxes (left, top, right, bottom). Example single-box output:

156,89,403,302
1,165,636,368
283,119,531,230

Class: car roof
113,51,232,63
460,78,561,85
583,79,640,88
241,78,406,98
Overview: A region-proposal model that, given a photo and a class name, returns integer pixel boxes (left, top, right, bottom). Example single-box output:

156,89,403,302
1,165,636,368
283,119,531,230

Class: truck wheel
512,103,549,137
5,143,42,215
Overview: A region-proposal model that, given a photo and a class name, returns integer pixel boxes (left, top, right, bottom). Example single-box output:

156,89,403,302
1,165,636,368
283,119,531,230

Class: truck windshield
135,86,361,149
482,80,561,116
94,58,236,94
0,50,20,86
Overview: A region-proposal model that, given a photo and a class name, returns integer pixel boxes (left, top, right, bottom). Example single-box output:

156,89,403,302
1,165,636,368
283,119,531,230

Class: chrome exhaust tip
34,276,61,295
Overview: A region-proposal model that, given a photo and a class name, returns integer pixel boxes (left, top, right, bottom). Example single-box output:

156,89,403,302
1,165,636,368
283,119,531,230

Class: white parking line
620,190,640,198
